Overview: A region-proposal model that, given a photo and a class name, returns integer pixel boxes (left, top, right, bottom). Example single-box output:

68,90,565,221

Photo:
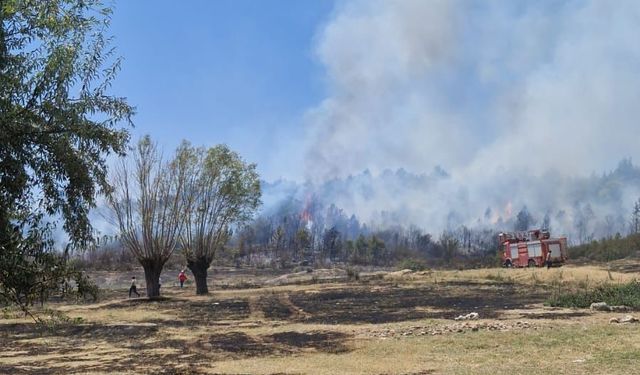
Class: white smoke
302,0,640,239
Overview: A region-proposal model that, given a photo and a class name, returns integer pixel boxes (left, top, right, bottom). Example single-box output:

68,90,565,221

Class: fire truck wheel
504,260,512,268
528,259,536,268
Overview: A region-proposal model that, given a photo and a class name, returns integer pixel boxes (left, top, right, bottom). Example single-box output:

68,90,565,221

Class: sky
109,0,640,185
109,0,335,181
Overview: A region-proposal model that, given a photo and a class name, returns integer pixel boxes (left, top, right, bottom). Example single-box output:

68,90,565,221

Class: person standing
178,270,187,288
129,276,140,298
546,250,553,269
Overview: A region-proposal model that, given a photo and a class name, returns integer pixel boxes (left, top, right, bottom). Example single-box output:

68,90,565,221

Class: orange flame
300,194,313,230
504,201,513,218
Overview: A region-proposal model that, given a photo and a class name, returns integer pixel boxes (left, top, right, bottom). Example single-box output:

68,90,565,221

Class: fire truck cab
500,229,568,267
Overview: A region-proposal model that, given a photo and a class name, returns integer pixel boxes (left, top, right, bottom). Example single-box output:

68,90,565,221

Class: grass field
1,262,640,374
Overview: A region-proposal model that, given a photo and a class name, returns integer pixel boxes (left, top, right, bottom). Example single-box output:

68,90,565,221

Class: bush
546,281,640,308
569,233,640,261
346,267,360,281
396,258,428,271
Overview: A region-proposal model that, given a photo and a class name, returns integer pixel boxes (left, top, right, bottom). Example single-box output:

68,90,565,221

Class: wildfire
301,208,311,222
301,194,314,231
504,201,513,218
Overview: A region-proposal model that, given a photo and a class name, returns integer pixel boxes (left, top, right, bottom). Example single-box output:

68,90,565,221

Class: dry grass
2,262,640,374
210,324,640,375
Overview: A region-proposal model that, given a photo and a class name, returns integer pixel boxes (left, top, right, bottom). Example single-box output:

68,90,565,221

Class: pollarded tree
178,143,261,295
0,0,133,312
107,136,189,298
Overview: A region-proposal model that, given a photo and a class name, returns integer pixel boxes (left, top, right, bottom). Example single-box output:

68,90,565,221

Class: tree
438,231,459,264
514,206,533,231
271,225,286,260
107,137,187,298
1,1,133,310
354,234,369,264
368,235,386,265
632,198,640,234
322,226,341,261
575,203,595,244
294,228,312,261
178,143,260,295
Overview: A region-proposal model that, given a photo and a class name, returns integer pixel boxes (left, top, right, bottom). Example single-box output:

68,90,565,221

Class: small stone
619,315,639,323
590,302,612,311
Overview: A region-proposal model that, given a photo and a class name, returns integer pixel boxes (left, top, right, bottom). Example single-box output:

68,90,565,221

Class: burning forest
225,158,640,268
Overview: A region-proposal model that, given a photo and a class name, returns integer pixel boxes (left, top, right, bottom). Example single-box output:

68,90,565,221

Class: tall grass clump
485,271,513,284
346,267,360,282
396,258,428,271
546,280,640,308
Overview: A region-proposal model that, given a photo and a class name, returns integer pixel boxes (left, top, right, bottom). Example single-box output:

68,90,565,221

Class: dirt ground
1,263,640,374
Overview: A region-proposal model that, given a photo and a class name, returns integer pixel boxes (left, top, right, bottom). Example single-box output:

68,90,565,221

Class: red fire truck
500,229,568,267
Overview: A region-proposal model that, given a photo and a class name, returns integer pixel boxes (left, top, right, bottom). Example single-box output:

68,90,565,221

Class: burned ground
289,281,547,324
256,294,293,320
266,331,351,353
2,267,631,374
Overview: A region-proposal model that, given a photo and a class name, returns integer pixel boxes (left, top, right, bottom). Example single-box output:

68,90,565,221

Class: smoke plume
298,0,640,240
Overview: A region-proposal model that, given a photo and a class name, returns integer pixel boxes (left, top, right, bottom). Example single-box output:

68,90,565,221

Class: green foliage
369,235,385,264
1,0,134,246
546,281,640,309
173,142,261,294
294,228,312,259
0,222,98,320
40,309,85,330
1,0,129,313
569,233,640,261
2,306,20,319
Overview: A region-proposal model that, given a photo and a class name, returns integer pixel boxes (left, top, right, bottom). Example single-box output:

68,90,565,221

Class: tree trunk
187,258,210,295
141,260,163,299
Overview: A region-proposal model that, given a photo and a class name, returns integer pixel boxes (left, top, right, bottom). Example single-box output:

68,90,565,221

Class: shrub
396,258,428,271
569,233,640,261
546,281,640,308
346,267,360,281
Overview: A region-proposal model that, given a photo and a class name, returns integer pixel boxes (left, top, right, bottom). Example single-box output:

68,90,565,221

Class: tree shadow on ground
0,322,158,345
0,322,167,374
1,328,352,374
98,296,252,327
266,331,350,353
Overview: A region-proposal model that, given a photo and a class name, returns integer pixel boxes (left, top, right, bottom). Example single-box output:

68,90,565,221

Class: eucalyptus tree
178,142,261,294
0,0,133,312
107,137,188,298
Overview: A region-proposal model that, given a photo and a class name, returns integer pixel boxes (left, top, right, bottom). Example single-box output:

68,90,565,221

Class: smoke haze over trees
256,159,640,245
230,0,640,265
